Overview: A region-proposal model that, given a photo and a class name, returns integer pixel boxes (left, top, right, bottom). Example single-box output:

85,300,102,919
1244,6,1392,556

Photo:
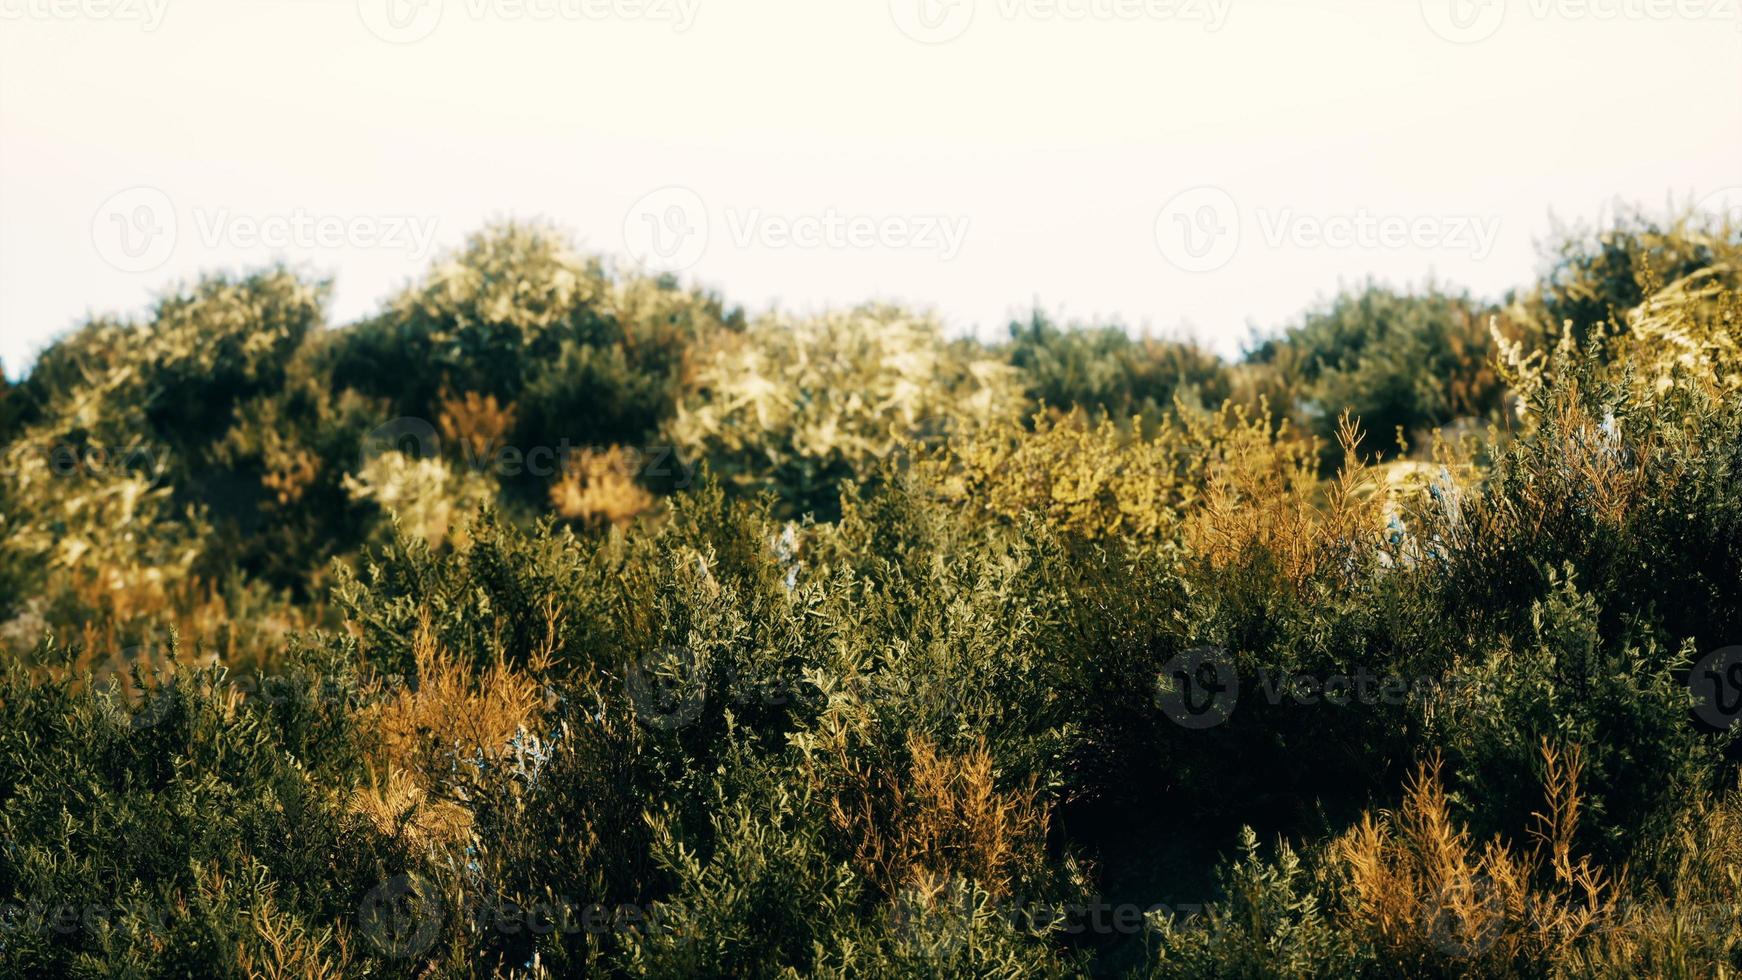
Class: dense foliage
1,211,1738,978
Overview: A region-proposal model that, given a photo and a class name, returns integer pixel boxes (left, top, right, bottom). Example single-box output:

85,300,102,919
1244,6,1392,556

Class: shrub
0,644,412,977
1247,284,1506,469
4,214,1740,977
1003,312,1231,421
666,305,1024,518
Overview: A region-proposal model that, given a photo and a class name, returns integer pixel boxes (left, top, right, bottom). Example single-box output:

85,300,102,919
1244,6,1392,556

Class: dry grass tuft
438,388,518,463
354,615,550,851
816,731,1049,903
548,445,655,526
1333,742,1616,975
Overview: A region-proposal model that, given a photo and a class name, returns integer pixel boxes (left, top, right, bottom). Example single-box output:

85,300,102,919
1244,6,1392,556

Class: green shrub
1003,312,1231,423
1247,284,1505,469
2,215,1739,977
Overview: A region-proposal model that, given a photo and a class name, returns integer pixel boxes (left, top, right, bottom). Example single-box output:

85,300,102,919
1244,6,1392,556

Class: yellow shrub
919,410,1187,540
342,450,496,548
666,305,1023,510
919,400,1378,586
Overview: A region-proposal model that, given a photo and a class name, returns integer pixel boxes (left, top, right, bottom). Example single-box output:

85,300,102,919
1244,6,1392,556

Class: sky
1,0,1738,375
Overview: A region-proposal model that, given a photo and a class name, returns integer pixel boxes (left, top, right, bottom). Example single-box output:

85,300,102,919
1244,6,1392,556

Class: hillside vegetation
0,210,1738,978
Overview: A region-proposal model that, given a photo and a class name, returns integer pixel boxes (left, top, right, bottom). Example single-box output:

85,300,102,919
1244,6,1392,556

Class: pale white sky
2,0,1738,375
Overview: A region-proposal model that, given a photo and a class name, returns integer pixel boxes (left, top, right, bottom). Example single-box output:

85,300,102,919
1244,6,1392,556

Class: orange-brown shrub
1332,743,1615,975
548,445,656,526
